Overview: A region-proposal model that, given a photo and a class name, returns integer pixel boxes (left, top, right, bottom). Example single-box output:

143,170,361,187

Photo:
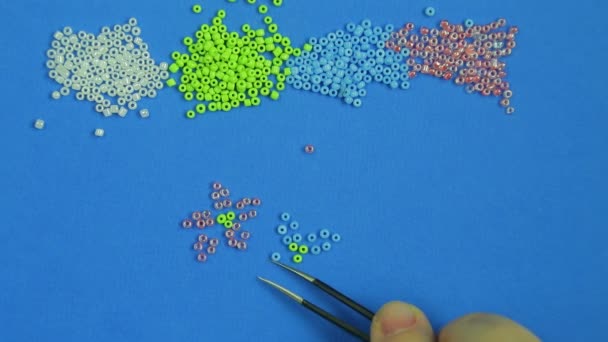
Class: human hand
370,301,540,342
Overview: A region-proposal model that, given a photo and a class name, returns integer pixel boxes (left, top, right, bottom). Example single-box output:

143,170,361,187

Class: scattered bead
277,224,288,235
226,211,236,221
209,238,220,247
196,219,206,229
252,198,262,206
282,235,293,245
292,233,302,243
331,233,341,242
139,109,150,118
94,128,105,137
207,245,217,254
280,212,291,221
223,221,233,229
311,245,321,255
298,245,309,254
198,234,208,243
212,182,222,190
197,253,208,262
232,222,242,231
239,213,248,221
228,238,238,247
241,231,251,240
271,252,281,261
217,214,227,224
192,4,202,13
192,211,202,220
424,7,436,17
202,210,211,218
237,241,248,250
182,219,193,228
293,254,303,263
319,229,331,239
321,241,332,251
289,221,299,230
34,119,45,130
193,242,204,251
248,210,258,218
288,242,299,252
225,230,235,239
304,144,315,154
307,233,317,242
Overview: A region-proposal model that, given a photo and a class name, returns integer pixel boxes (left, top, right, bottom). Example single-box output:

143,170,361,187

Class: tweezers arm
302,299,370,342
315,280,375,320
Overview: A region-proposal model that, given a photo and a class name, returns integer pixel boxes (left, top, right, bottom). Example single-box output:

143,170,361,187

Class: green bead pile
167,8,298,118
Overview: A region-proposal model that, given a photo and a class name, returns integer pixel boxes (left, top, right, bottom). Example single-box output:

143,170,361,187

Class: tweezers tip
271,260,315,282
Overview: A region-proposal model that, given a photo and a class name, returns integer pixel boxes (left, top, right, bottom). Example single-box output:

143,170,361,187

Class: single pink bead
193,242,203,251
192,211,202,220
211,192,220,200
236,202,245,210
212,182,222,190
237,241,248,250
207,246,217,254
214,201,224,210
220,188,230,197
240,231,251,240
198,234,208,243
209,238,219,247
202,210,211,218
243,197,252,205
252,198,261,206
223,199,232,207
304,144,315,154
225,230,235,238
239,213,248,221
182,219,193,229
197,253,207,262
206,218,215,226
248,210,257,218
228,238,238,247
232,222,242,231
196,220,206,229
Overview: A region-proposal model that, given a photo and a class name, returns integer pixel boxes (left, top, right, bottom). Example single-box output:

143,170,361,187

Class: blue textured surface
1,0,607,341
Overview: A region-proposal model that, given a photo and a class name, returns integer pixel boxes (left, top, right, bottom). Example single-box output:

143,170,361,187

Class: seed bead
319,229,331,239
277,224,288,235
237,241,248,250
216,214,227,224
304,144,315,154
322,242,332,251
197,253,208,262
289,221,299,230
307,233,317,242
288,242,299,252
293,254,303,263
207,246,217,254
182,219,193,228
226,211,236,221
271,252,281,261
311,245,321,255
209,238,220,247
292,233,302,243
298,245,309,254
282,235,293,245
280,212,291,221
198,234,208,243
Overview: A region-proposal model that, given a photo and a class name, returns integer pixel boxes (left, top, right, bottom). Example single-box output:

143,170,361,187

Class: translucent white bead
60,87,70,96
127,101,137,110
139,108,149,118
51,91,61,99
94,128,105,137
118,107,128,117
63,26,73,36
128,18,138,26
34,119,45,130
102,109,112,117
159,62,168,71
131,27,141,36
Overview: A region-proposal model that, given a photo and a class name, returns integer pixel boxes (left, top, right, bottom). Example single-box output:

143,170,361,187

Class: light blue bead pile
285,19,411,107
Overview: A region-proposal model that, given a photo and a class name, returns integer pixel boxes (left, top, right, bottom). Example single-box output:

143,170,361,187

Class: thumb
370,301,434,342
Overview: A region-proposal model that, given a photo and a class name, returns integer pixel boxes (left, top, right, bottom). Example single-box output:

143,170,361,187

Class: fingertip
370,301,434,342
439,313,540,342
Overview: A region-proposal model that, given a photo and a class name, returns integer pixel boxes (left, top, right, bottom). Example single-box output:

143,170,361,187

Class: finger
438,313,540,342
370,301,434,342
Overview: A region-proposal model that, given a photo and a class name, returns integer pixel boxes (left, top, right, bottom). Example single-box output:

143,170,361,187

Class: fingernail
380,303,418,337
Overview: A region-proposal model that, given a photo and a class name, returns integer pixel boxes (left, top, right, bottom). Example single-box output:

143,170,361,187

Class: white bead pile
45,18,168,118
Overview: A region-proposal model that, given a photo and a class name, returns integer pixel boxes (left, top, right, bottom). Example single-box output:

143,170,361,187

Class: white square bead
139,109,149,118
94,128,105,137
34,119,45,130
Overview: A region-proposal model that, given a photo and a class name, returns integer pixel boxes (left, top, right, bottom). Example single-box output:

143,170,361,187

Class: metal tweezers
258,260,374,341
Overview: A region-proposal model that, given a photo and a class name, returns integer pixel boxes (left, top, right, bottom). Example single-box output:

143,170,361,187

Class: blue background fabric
0,0,606,341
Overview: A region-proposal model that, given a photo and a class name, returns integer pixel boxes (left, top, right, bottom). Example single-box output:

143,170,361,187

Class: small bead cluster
45,18,168,118
180,181,262,263
271,212,341,264
385,18,518,114
285,20,410,107
168,7,296,118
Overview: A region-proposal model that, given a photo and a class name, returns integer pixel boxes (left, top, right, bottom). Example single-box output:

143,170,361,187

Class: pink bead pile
180,181,262,263
385,19,519,114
